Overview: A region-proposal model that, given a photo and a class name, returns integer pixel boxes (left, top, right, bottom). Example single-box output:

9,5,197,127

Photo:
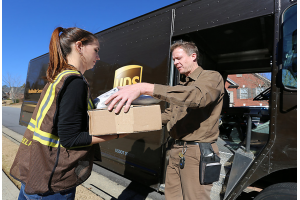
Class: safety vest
10,70,96,195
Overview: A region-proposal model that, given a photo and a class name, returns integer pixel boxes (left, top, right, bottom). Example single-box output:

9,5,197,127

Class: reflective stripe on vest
88,99,93,110
28,70,94,148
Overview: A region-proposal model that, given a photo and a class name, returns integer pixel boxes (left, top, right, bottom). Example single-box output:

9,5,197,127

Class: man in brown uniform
106,41,224,200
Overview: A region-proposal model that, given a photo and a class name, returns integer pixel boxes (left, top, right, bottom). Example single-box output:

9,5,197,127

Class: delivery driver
106,41,224,200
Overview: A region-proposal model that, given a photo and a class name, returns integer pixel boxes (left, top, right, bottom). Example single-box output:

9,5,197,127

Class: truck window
282,4,297,89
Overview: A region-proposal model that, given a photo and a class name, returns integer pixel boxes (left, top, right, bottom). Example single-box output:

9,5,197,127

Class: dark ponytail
46,27,97,82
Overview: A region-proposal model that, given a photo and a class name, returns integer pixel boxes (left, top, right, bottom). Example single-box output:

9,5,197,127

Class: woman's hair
46,27,98,82
170,41,199,61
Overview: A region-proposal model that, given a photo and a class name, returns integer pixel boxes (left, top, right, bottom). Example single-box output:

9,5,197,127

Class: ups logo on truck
113,65,143,87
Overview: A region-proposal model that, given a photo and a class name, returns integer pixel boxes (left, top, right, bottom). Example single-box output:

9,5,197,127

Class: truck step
210,137,236,200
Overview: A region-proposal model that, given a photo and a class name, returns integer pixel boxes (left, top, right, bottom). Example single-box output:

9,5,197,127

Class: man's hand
105,84,142,113
105,83,154,113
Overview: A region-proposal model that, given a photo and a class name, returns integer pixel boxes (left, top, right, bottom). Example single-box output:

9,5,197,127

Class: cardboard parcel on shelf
88,105,162,136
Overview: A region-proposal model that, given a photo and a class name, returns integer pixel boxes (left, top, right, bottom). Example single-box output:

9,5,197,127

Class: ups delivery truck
20,0,297,199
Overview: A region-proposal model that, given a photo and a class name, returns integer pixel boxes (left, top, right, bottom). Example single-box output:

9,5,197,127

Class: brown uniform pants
165,143,219,200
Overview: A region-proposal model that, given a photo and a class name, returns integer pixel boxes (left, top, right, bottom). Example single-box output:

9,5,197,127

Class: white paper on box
93,88,119,109
93,87,161,109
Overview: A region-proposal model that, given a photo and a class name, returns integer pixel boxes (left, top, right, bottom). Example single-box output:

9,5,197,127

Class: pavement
2,124,23,200
2,126,22,200
2,170,20,200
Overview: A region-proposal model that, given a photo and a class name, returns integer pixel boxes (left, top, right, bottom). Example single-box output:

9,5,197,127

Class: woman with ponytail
11,27,127,200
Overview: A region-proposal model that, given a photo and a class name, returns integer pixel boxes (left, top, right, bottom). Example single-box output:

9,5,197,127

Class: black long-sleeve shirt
56,77,92,148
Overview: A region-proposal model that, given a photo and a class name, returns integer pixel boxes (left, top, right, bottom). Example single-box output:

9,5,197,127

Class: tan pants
165,143,219,200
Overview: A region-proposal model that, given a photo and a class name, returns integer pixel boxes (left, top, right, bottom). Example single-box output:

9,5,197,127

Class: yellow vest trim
31,70,94,149
27,118,36,132
36,70,80,129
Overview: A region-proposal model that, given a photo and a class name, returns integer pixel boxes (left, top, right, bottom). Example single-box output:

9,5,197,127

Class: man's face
172,47,196,76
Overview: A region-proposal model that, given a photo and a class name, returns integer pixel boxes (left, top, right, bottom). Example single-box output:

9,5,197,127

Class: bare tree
3,72,23,103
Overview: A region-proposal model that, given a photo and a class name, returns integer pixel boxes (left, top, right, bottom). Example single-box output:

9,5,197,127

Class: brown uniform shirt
153,67,224,142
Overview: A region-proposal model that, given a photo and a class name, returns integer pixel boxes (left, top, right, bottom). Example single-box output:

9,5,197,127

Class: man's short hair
170,41,199,61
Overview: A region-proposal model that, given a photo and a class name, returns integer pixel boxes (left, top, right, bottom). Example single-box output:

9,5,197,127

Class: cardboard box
88,105,162,136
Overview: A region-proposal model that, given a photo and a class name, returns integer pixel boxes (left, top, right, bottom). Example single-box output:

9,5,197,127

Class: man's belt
174,140,199,146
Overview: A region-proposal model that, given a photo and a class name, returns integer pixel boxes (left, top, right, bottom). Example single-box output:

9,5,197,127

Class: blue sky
2,0,179,86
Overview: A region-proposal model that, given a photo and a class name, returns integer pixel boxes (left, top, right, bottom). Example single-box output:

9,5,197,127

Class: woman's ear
75,41,83,54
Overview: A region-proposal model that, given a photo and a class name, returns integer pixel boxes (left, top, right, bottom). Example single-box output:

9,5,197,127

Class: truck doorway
170,14,273,199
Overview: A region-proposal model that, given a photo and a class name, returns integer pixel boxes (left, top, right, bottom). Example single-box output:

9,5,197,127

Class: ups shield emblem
113,65,143,88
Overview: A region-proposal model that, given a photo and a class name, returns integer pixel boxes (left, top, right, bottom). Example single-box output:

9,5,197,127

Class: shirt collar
186,66,203,82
